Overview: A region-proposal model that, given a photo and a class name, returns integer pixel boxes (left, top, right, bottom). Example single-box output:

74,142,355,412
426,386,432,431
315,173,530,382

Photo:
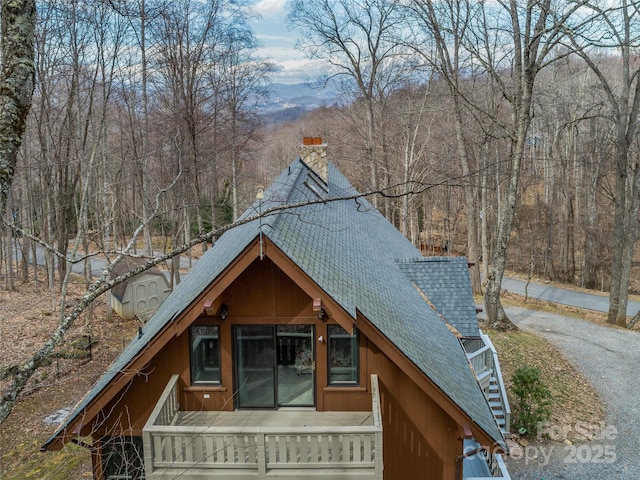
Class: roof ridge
255,159,308,234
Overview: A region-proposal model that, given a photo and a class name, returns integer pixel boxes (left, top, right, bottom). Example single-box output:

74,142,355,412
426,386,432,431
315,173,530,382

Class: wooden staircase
463,334,513,478
466,332,511,435
487,375,508,433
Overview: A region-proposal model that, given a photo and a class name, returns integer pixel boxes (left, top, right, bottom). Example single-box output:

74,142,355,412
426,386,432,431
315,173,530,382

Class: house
107,256,171,321
42,138,510,479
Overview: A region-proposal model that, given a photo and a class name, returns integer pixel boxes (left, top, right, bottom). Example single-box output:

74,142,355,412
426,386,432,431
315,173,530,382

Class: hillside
0,283,138,479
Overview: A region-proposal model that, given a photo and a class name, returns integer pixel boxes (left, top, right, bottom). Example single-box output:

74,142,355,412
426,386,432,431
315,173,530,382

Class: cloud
257,33,294,43
269,58,327,85
253,0,287,18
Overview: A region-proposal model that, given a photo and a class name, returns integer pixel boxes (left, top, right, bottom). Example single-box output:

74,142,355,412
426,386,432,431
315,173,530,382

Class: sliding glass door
235,325,314,408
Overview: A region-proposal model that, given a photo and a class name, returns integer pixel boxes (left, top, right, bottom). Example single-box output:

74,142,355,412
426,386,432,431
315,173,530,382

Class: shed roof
43,157,503,450
109,256,168,302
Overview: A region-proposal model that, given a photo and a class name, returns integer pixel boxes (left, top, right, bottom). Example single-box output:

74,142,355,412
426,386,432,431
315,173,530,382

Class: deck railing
143,374,383,480
149,374,180,427
467,343,493,388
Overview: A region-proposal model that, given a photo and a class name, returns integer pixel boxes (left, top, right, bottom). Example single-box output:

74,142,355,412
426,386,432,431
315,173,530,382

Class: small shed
108,257,171,321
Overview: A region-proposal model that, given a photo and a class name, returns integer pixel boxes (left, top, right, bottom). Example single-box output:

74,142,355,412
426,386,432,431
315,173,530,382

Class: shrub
511,365,552,437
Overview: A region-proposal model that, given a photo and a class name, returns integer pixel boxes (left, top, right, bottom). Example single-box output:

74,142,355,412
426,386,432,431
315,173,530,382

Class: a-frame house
42,138,510,479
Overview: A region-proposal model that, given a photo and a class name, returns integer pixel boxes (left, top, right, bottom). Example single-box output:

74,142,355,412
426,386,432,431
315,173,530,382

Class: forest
1,0,640,426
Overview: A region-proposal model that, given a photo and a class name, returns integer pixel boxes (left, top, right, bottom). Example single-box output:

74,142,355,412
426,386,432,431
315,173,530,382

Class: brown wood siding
87,334,187,437
365,341,461,479
224,257,313,318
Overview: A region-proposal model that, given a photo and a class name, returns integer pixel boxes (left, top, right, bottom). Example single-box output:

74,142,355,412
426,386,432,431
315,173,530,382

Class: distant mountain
257,82,341,122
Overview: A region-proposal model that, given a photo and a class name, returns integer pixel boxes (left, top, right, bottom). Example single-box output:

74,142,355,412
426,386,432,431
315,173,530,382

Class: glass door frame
233,324,316,409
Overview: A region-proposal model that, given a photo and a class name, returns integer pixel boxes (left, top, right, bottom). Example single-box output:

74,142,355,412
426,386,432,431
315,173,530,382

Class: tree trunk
484,93,532,330
608,132,629,323
480,142,490,282
453,98,482,294
0,0,36,213
615,164,640,326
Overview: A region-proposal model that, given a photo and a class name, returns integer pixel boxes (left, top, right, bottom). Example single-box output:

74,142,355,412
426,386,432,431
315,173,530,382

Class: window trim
190,325,222,385
327,324,359,386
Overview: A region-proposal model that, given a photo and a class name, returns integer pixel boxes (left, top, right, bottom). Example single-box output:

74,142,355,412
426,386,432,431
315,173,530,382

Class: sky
249,0,324,84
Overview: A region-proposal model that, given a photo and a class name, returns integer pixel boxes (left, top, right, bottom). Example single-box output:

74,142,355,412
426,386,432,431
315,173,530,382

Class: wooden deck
174,409,374,429
142,375,383,480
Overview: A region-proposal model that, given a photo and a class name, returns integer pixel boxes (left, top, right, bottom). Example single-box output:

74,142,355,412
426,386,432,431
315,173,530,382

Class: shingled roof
396,257,481,338
43,156,503,450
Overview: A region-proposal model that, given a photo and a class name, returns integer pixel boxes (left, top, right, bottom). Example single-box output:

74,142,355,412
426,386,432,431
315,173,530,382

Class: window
328,325,358,385
190,325,221,384
101,435,145,480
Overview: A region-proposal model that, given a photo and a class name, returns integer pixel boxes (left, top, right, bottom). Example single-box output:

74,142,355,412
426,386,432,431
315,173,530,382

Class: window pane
191,325,221,384
276,325,314,406
236,326,275,408
328,325,358,385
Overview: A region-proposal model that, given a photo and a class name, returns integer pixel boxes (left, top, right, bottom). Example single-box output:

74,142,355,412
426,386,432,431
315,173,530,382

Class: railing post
143,374,181,477
143,431,154,479
257,431,266,475
370,374,384,479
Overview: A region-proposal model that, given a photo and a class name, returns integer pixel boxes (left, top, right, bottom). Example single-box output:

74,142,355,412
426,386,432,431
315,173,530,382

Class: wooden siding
367,341,460,479
86,333,188,437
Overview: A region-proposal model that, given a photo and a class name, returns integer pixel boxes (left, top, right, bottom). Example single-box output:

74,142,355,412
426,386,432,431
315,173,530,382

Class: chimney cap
303,137,323,146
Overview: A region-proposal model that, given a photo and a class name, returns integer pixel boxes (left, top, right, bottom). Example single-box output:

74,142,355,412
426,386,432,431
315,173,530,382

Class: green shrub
511,365,552,437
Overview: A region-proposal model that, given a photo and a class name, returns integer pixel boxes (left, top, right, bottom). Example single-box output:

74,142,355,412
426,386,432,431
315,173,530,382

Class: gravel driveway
503,306,640,479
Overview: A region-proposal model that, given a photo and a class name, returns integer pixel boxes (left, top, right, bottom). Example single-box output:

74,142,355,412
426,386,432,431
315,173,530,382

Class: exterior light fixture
219,304,228,320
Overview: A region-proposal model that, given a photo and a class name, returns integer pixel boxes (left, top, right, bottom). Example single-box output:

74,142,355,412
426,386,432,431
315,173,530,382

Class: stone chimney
300,137,328,184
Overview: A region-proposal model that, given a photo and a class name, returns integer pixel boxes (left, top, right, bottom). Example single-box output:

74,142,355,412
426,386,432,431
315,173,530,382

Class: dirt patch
0,278,138,479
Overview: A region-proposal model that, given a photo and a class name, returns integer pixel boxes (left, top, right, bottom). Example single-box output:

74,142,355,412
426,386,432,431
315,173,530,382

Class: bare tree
461,0,586,329
289,0,409,209
567,1,640,326
207,23,273,221
405,0,485,293
386,85,433,240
